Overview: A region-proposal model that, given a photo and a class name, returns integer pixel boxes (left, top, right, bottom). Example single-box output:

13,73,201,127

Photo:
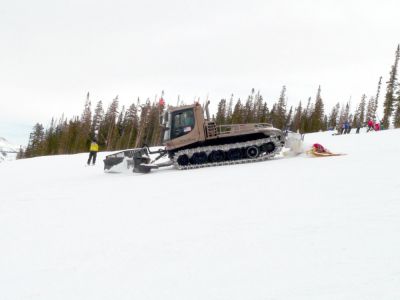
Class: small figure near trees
367,119,374,132
356,121,361,134
87,139,99,165
346,121,352,134
340,123,345,135
344,120,350,134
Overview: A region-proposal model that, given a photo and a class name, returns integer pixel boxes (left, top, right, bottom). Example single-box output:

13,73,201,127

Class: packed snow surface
1,130,400,299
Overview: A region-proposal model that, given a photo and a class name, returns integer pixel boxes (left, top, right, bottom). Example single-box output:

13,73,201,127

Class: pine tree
243,89,255,123
253,91,264,123
102,96,119,150
25,123,45,157
124,102,139,148
366,97,376,122
44,117,58,155
285,106,293,130
328,103,340,130
338,101,350,128
382,44,400,128
215,99,227,125
322,115,328,131
146,102,163,146
231,99,243,124
56,117,68,154
275,86,287,129
59,117,80,154
374,76,382,120
135,98,151,147
16,146,25,159
310,86,324,132
75,93,92,152
91,100,104,141
292,101,303,132
353,94,366,127
393,89,400,128
269,103,277,128
225,94,234,124
115,105,126,149
259,101,269,123
301,97,312,133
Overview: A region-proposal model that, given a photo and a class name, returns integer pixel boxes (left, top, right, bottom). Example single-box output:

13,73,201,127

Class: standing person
336,125,342,135
87,139,99,165
356,120,361,134
344,121,350,134
367,119,374,132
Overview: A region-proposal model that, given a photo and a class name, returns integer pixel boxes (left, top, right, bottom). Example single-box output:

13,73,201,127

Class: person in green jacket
87,139,99,165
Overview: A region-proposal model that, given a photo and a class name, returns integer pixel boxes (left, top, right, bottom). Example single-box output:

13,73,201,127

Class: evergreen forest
21,45,400,158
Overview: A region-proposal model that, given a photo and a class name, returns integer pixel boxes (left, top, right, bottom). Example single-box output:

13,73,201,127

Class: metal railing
217,123,272,135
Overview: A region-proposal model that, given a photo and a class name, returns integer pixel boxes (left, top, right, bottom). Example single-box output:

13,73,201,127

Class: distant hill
0,137,20,162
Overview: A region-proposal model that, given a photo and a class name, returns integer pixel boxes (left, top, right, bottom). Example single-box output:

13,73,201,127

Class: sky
1,0,399,146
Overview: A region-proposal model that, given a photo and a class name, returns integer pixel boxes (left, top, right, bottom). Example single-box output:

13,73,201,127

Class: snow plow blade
103,148,151,173
104,146,170,173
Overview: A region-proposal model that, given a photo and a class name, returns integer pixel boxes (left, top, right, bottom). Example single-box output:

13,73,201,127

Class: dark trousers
87,151,97,165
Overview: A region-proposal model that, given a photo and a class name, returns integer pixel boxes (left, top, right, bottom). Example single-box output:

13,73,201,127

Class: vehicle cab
160,103,206,150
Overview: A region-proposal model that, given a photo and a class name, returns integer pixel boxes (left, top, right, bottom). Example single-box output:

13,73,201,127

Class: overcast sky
1,0,399,145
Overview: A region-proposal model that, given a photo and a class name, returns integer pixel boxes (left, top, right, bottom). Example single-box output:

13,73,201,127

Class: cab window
171,109,195,139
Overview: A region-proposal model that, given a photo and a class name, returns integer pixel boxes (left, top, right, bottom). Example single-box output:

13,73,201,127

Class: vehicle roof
167,103,201,113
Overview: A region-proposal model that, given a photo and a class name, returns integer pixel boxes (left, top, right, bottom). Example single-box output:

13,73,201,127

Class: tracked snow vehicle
104,101,292,173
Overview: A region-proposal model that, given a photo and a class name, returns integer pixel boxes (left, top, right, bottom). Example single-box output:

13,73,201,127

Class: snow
1,129,400,299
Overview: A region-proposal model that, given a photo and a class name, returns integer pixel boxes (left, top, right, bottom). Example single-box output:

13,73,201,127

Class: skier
374,122,380,131
87,139,99,165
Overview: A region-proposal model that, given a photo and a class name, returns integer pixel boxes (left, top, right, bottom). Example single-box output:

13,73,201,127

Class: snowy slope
0,130,400,300
0,137,19,162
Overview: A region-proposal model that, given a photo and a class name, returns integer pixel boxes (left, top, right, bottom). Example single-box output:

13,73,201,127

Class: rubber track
173,137,282,170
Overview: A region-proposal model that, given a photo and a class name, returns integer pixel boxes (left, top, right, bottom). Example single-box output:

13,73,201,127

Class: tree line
21,44,400,159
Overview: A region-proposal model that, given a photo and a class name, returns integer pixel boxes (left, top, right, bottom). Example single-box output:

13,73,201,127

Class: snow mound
0,129,400,299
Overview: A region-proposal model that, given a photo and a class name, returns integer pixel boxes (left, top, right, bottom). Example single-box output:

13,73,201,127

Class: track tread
173,137,282,170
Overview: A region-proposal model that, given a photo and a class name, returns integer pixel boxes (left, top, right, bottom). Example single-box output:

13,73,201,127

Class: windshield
169,108,195,140
162,112,171,142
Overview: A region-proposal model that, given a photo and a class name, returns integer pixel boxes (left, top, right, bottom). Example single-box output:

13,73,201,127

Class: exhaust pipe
205,100,210,121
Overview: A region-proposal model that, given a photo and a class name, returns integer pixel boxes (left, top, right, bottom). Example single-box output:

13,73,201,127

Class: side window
171,109,195,139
